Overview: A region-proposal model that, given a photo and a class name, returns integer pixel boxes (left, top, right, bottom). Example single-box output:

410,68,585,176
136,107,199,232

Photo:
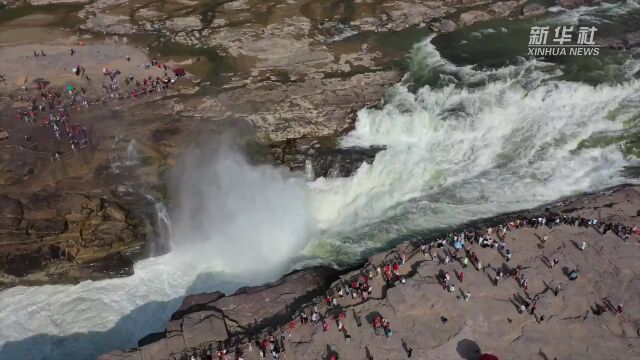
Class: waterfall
304,159,315,180
152,199,173,255
125,140,140,166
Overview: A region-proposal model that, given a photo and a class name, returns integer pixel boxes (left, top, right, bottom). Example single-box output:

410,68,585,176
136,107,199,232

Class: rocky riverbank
98,185,640,360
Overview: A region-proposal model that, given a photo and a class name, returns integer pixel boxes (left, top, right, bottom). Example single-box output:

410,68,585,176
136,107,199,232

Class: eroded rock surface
0,190,148,287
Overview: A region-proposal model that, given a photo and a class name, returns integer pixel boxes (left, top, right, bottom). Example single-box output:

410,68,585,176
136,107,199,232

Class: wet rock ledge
99,267,339,360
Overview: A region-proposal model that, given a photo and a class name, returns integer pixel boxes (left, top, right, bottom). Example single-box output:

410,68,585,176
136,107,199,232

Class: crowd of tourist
163,212,638,360
9,49,185,156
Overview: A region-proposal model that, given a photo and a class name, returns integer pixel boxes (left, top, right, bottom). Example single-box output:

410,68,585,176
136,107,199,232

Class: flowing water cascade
143,195,173,256
305,159,315,181
125,140,140,166
1,3,640,359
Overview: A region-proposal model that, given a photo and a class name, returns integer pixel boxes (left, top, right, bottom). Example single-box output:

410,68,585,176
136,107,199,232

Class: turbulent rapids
1,5,640,360
306,40,640,264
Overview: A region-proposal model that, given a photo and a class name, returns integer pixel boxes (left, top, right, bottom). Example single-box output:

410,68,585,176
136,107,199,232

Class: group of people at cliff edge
176,214,637,360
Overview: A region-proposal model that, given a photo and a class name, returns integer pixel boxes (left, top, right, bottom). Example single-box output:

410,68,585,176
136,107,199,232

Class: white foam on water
547,0,640,24
305,40,639,259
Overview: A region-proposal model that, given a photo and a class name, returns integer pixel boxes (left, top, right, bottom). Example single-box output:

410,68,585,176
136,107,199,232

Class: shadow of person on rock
509,297,522,312
365,346,374,360
602,297,616,314
591,302,606,315
538,348,550,360
401,338,413,358
353,309,362,327
500,262,512,275
456,339,481,360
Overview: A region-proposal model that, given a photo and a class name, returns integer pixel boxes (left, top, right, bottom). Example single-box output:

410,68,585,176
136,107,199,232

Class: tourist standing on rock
235,345,244,360
373,315,382,336
553,285,561,296
383,320,393,339
447,284,455,294
280,334,286,353
325,296,333,308
462,256,469,268
272,341,281,359
616,304,623,316
322,319,329,332
458,271,464,282
569,269,579,281
288,320,296,336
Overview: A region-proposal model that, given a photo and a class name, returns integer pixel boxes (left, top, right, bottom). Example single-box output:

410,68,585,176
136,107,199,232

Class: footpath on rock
100,185,640,360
